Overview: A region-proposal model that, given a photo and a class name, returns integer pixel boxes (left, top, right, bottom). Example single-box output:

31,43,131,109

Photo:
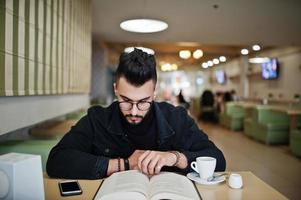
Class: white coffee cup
190,156,216,180
228,173,243,189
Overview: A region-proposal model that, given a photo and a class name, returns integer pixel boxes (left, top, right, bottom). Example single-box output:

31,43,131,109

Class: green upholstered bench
0,139,59,171
290,129,301,157
29,120,75,139
289,114,301,156
252,107,289,144
219,102,245,131
65,109,87,121
243,107,255,138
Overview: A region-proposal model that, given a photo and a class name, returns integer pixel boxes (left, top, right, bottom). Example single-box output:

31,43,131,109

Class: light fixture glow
193,49,203,59
120,19,168,33
161,63,178,71
179,50,191,59
241,49,249,55
202,62,208,68
248,57,270,64
124,47,155,55
213,58,220,65
219,56,226,62
252,44,261,51
207,61,214,67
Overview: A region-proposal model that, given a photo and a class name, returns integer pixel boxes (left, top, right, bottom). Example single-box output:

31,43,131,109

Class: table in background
44,171,288,200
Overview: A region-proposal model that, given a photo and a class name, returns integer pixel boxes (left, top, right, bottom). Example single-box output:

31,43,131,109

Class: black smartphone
58,180,82,196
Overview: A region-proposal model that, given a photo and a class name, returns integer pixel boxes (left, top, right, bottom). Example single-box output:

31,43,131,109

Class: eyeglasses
118,101,152,111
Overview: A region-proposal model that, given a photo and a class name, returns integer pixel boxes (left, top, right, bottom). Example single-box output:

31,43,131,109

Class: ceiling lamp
213,58,220,65
202,62,208,69
207,61,214,67
252,44,261,51
179,50,191,59
241,49,249,55
249,57,270,64
193,49,203,59
120,19,168,33
219,56,226,62
124,47,155,55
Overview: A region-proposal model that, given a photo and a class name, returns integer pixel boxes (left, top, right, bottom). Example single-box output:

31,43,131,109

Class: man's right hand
128,150,146,170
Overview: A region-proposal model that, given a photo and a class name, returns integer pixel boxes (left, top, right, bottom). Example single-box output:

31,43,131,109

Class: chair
199,90,217,122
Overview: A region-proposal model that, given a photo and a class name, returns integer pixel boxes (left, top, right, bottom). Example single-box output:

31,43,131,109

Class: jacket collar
106,101,175,143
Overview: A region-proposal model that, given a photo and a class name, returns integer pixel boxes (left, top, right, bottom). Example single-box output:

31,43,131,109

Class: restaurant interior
0,0,301,199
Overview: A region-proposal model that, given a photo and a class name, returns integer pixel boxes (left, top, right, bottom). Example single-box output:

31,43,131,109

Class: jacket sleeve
46,112,109,179
177,108,226,173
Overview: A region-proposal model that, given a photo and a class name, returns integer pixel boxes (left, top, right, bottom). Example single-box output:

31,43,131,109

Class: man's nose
130,103,139,115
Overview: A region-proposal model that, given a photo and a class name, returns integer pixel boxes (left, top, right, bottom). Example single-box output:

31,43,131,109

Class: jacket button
105,148,110,153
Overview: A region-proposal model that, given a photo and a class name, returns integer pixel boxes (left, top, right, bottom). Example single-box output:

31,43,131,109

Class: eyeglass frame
118,100,153,111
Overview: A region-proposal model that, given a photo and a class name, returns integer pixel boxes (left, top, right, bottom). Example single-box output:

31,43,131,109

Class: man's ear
113,83,118,95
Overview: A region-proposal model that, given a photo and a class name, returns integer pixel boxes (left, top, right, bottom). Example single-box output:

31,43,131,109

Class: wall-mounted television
215,70,227,85
261,58,279,80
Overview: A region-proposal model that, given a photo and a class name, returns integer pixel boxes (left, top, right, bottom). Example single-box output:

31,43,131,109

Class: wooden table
44,171,288,200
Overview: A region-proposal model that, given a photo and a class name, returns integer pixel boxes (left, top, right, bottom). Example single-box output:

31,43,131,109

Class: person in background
230,89,239,101
177,89,190,109
46,48,226,179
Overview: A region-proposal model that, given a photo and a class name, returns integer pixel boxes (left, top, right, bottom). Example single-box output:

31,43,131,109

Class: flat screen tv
261,58,279,80
215,70,226,85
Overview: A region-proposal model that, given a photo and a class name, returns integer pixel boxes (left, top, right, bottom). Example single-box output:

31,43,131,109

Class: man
46,48,226,179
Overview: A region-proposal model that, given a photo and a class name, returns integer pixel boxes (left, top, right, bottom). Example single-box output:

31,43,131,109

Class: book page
149,172,201,200
94,170,149,200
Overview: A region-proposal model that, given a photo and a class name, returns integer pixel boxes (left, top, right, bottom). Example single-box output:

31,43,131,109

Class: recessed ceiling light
193,49,203,59
219,56,226,62
249,57,270,64
252,44,261,51
213,58,220,64
202,62,208,68
207,61,214,67
241,49,249,55
179,50,191,59
120,19,168,33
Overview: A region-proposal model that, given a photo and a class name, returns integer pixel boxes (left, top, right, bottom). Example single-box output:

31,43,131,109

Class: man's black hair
116,48,157,87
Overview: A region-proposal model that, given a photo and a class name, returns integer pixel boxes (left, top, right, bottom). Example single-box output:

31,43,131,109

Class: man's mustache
125,114,143,119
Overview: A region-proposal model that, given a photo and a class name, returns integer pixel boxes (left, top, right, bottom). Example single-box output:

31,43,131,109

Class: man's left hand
137,150,177,175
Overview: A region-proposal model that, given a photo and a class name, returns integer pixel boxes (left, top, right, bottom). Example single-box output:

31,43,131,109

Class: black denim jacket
46,101,226,179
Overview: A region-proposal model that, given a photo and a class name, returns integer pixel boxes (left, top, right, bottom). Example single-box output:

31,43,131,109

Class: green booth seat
289,114,301,156
290,129,301,157
0,139,59,171
252,107,289,144
219,102,245,131
65,109,87,121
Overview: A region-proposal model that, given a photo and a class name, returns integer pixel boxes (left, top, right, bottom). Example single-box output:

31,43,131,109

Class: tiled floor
198,122,301,200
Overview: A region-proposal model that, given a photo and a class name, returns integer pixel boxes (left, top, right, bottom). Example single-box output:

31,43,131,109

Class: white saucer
187,172,226,185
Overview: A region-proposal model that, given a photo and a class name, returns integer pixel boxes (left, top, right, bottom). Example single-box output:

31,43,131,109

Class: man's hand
128,150,146,170
137,150,177,175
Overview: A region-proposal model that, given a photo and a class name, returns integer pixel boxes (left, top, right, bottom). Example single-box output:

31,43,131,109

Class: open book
94,170,201,200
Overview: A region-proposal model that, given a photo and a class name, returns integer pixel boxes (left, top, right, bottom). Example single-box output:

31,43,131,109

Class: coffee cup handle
190,161,199,173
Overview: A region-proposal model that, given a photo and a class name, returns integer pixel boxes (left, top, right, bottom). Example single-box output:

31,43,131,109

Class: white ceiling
92,0,301,46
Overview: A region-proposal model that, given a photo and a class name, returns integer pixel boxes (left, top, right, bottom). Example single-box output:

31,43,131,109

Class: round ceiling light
120,19,168,33
241,49,249,55
179,50,191,59
193,49,203,59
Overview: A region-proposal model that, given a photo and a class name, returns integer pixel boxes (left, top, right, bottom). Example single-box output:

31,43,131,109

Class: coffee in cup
190,156,216,180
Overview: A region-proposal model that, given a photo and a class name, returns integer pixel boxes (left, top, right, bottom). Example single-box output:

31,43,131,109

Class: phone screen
59,181,82,196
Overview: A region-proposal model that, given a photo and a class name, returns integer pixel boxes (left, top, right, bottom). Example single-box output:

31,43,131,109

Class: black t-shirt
120,105,158,150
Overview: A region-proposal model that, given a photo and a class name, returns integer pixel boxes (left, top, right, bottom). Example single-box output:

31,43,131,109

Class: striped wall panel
0,0,91,96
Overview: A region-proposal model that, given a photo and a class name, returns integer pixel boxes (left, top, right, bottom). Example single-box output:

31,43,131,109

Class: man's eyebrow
120,95,151,102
